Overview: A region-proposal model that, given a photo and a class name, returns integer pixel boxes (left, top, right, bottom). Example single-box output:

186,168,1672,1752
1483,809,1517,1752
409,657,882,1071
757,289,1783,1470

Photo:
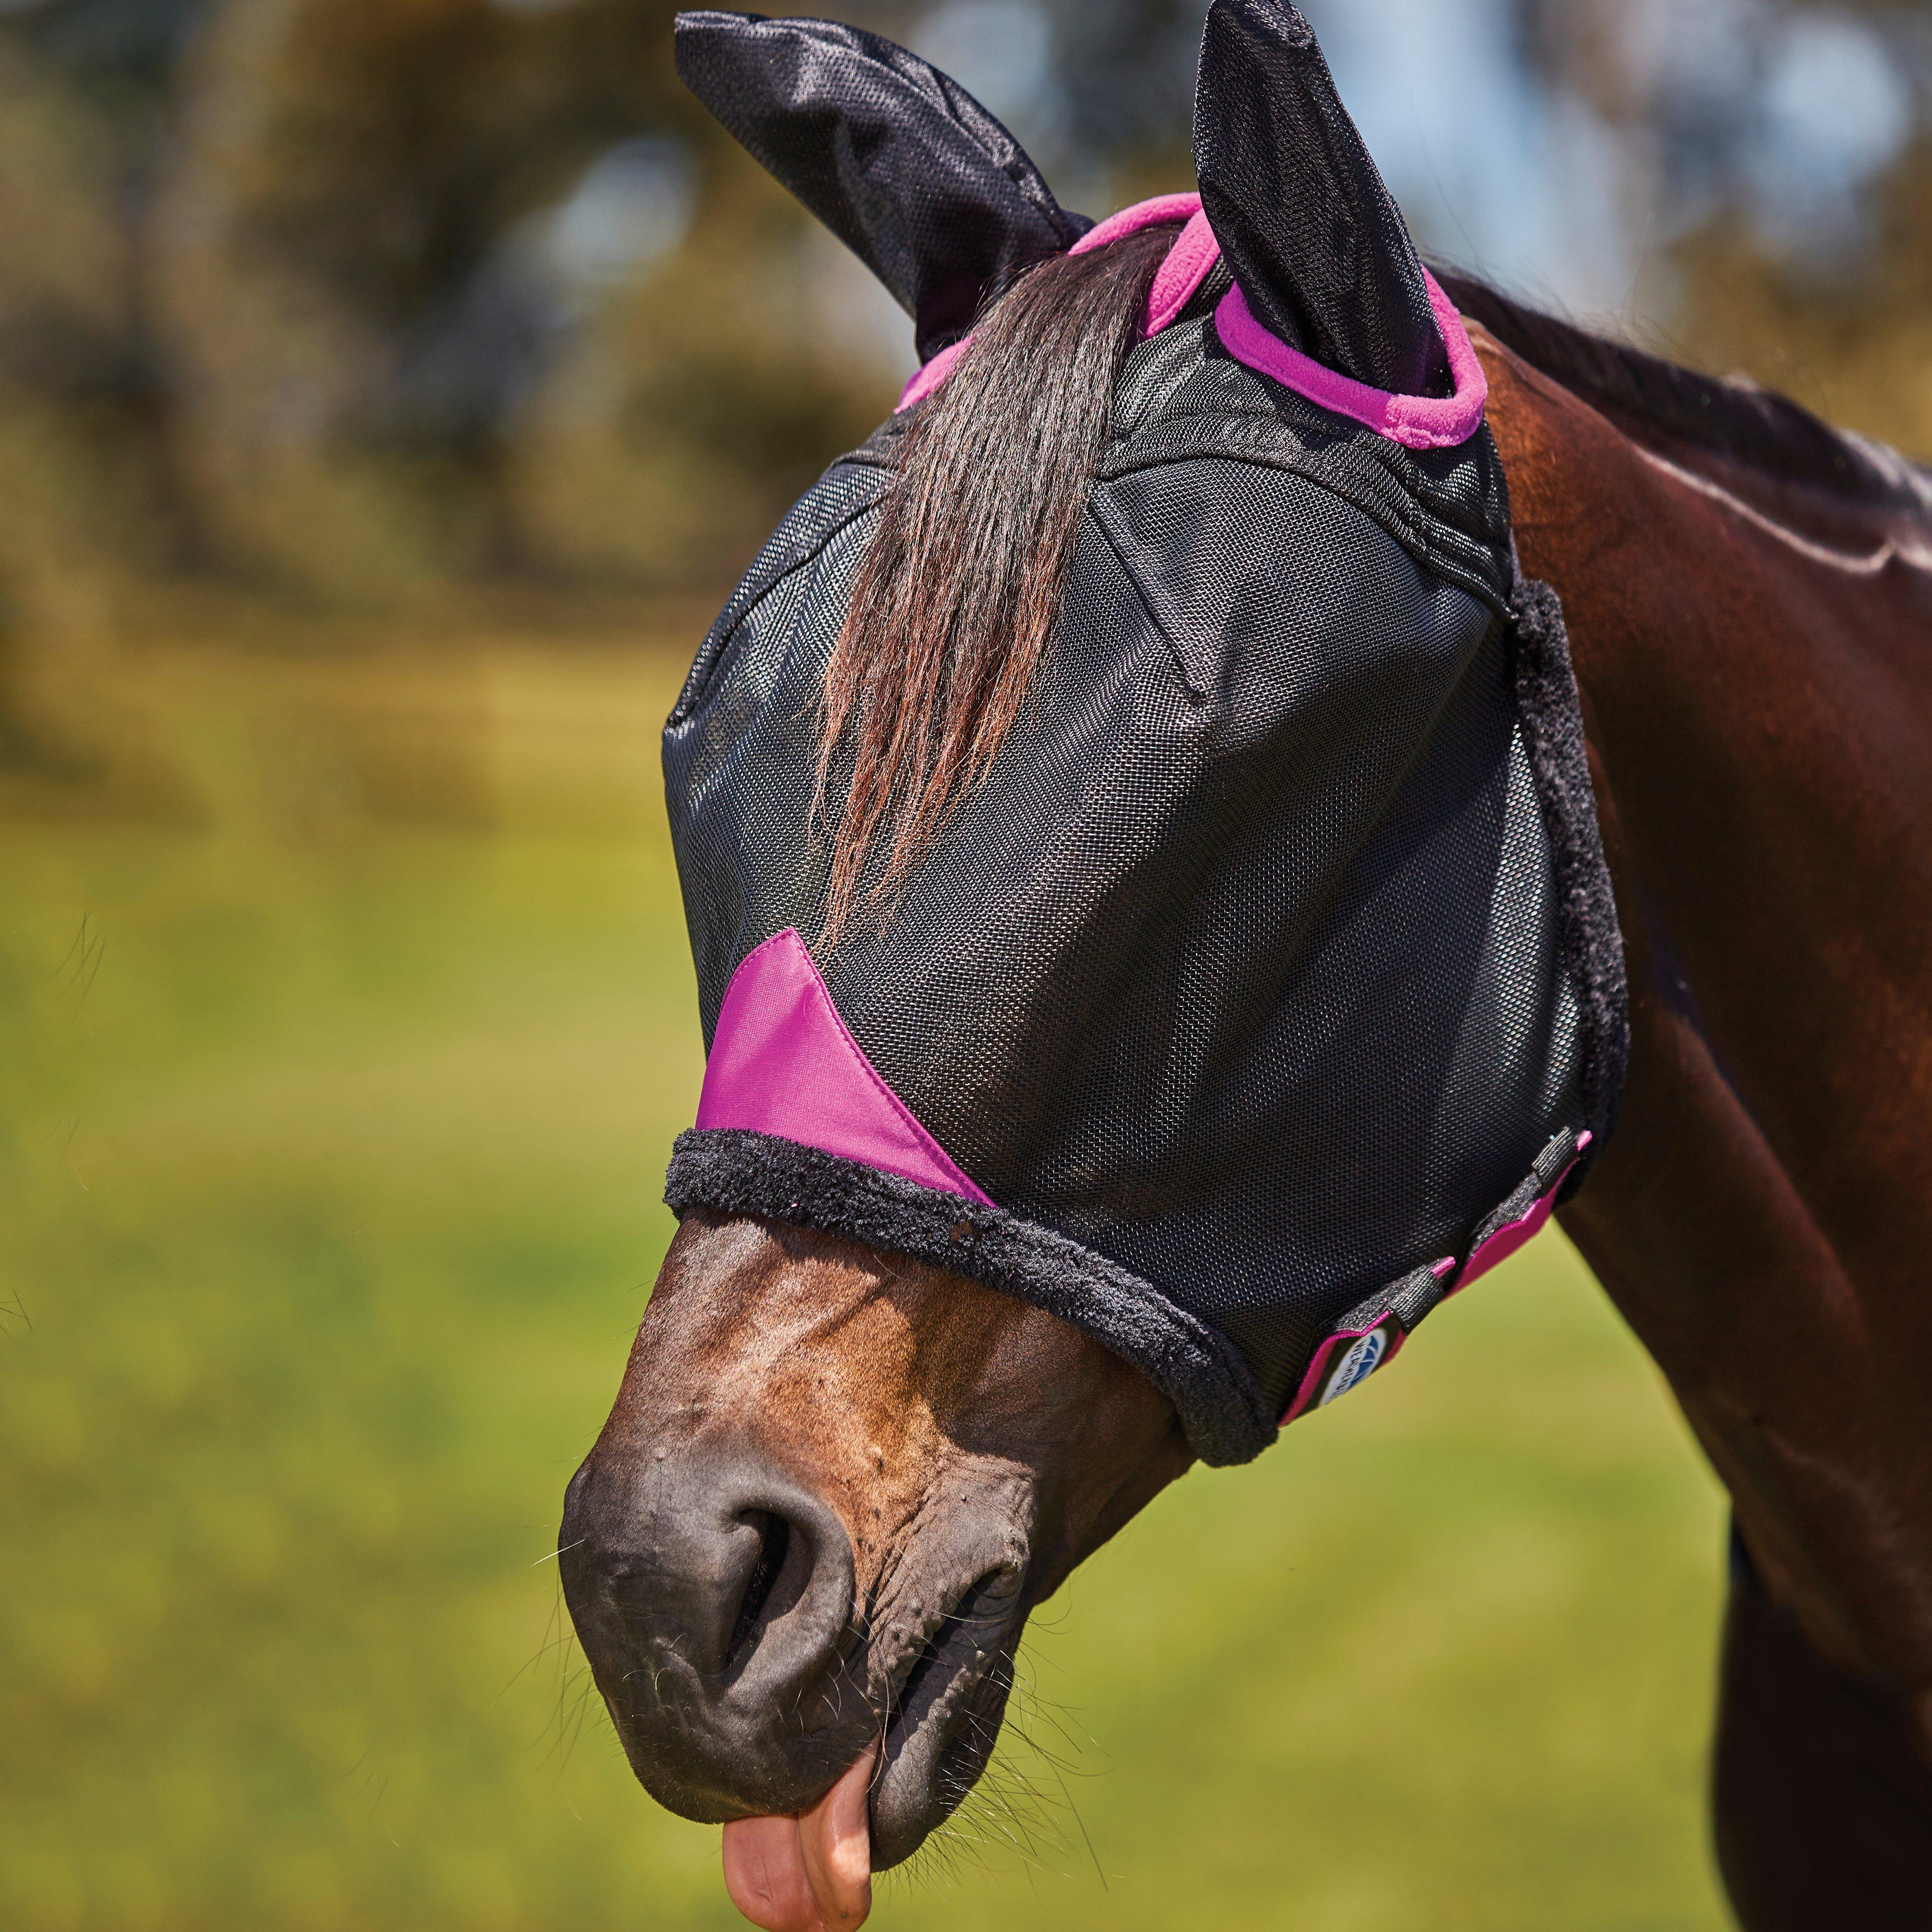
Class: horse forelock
812,223,1184,951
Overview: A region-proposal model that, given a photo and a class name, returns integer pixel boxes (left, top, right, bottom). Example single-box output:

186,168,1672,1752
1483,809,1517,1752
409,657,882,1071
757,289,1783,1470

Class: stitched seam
669,484,885,725
1082,497,1205,700
777,932,989,1202
1093,444,1513,618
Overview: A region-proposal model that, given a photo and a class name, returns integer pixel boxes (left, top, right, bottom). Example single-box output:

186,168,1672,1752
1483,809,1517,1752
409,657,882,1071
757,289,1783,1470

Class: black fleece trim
1507,574,1630,1199
663,1128,1278,1467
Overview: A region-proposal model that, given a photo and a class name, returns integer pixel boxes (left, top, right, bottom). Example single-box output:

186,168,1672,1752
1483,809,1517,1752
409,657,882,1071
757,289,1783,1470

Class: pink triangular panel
695,928,993,1205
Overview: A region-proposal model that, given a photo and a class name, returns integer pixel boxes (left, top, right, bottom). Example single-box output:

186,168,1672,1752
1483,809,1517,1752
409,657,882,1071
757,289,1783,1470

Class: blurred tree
504,151,906,588
1670,140,1932,461
1517,0,1931,458
148,0,892,594
0,0,1921,668
0,34,155,781
1051,0,1207,181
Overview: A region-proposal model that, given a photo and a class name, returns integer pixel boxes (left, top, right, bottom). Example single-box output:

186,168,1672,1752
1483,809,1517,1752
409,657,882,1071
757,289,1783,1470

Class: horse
559,9,1932,1929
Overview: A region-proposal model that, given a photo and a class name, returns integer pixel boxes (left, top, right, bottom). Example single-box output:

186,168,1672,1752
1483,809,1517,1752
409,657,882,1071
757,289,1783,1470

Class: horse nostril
725,1510,793,1675
560,1448,860,1818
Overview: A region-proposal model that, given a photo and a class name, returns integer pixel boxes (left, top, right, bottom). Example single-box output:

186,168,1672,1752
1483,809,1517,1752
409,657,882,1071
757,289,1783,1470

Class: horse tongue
721,1815,818,1931
798,1750,874,1927
721,1750,876,1932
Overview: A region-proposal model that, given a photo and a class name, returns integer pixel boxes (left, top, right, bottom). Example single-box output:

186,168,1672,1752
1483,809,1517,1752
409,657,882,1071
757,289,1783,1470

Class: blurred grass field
0,627,1730,1932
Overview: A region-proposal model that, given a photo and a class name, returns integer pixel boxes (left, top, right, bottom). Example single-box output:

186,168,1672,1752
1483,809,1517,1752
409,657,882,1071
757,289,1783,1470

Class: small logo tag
1318,1320,1396,1407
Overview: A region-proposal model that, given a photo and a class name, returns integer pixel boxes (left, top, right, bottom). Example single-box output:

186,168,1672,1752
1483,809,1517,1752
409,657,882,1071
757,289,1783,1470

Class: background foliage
2,1,1927,1927
4,643,1729,1931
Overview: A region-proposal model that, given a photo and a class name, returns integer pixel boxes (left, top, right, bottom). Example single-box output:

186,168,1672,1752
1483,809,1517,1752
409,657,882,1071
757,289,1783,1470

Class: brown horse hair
812,221,1184,949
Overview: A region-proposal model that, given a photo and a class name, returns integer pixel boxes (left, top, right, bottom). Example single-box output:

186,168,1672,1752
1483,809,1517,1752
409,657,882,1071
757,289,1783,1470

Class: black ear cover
1193,0,1447,396
674,10,1089,361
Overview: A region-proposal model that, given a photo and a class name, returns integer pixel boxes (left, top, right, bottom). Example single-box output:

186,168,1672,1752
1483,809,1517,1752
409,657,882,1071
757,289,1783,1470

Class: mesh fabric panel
1194,0,1449,396
666,311,1589,1415
674,12,1090,360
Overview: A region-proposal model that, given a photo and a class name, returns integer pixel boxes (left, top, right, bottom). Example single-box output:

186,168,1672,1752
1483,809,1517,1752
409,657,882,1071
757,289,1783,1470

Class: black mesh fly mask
658,3,1628,1466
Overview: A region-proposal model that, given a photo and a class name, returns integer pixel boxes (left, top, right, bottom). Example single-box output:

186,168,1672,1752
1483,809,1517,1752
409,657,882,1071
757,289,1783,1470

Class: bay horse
560,10,1932,1929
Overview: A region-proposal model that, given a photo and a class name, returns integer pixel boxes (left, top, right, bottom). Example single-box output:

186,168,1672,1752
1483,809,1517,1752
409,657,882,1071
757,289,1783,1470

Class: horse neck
1477,326,1932,1710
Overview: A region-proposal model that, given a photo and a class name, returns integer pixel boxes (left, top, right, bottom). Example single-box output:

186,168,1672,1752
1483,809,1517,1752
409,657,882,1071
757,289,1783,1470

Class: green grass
0,639,1730,1930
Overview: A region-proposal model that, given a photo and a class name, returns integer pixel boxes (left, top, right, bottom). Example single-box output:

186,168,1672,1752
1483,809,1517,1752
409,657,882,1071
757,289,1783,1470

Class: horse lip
883,1563,1023,1710
868,1565,1027,1868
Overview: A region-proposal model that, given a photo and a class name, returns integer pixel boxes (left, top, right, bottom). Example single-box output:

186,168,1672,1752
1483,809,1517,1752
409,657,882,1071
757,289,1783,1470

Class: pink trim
1067,192,1203,257
896,193,1218,415
1214,269,1487,451
898,335,970,414
892,194,1486,449
1282,1316,1408,1424
895,196,1487,449
1448,1132,1591,1296
1144,209,1220,335
1281,1135,1590,1425
696,929,993,1205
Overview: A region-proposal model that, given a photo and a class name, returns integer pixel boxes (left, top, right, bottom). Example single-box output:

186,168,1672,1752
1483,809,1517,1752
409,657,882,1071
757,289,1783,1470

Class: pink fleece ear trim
695,928,994,1205
1068,191,1203,256
894,194,1486,449
1214,269,1487,451
896,192,1216,414
897,335,969,413
1144,209,1221,334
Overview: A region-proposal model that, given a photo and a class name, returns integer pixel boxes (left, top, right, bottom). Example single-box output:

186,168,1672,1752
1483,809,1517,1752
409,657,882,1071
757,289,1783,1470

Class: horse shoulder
1471,317,1932,1734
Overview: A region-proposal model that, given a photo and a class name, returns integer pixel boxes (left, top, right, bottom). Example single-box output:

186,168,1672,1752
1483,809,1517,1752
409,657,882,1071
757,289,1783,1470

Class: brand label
1318,1321,1395,1407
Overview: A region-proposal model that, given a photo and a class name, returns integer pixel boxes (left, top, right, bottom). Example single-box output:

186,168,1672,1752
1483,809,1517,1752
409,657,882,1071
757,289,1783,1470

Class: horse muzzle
558,1439,1034,1868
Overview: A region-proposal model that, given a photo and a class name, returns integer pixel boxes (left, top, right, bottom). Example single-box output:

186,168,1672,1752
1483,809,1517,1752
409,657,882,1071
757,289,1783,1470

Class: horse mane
1431,265,1932,516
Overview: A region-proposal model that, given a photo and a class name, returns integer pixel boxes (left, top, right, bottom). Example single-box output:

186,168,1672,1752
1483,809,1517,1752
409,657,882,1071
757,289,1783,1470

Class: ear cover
674,10,1090,360
1194,0,1448,397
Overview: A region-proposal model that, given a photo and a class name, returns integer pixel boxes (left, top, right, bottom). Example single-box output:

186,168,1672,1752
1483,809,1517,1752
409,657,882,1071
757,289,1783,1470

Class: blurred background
2,0,1926,1926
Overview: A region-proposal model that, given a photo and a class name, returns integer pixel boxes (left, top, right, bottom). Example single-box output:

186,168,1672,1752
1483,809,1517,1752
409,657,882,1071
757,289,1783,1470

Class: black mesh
665,309,1620,1421
674,12,1090,361
1193,0,1449,397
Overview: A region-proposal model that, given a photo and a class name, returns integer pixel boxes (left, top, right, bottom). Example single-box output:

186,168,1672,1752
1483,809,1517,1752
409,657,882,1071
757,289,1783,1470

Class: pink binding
696,928,992,1204
1448,1133,1591,1297
1281,1315,1411,1424
895,191,1486,453
897,193,1219,414
1279,1134,1592,1424
1214,270,1487,451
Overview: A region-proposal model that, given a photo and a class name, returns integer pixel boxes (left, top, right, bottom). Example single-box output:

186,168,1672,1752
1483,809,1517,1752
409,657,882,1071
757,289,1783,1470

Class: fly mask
659,1,1628,1466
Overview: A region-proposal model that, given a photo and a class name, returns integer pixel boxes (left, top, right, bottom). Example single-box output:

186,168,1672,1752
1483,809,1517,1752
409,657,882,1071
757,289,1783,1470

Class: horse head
560,6,1622,1924
560,1212,1187,1878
